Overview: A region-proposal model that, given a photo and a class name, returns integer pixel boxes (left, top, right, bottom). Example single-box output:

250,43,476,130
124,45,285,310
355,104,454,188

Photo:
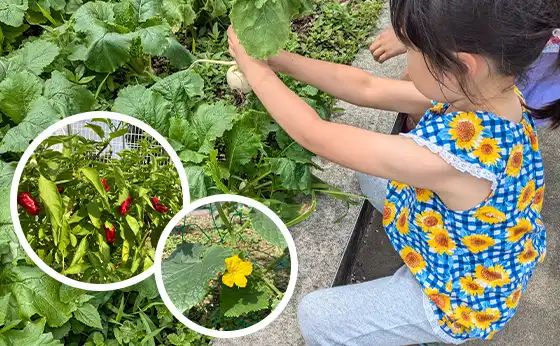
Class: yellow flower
382,201,397,227
472,308,501,330
532,185,545,213
538,248,546,263
395,207,410,235
462,234,496,253
517,239,538,264
459,275,485,296
472,138,502,166
522,121,539,152
439,316,466,335
427,228,456,255
446,279,452,292
415,210,443,232
475,264,511,288
506,144,524,177
453,305,474,329
506,218,532,243
517,180,535,211
430,102,445,114
449,112,484,151
415,188,434,203
473,206,506,224
487,330,499,340
390,181,409,192
400,246,426,274
505,286,522,309
222,255,253,288
425,287,452,313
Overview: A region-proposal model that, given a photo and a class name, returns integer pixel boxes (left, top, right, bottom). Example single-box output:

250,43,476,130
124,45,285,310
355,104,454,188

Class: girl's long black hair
389,0,560,127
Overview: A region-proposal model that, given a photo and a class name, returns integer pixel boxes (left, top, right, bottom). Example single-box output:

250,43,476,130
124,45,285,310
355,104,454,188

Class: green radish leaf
0,71,43,124
125,215,139,235
191,101,236,154
220,282,272,317
162,243,232,312
38,175,64,230
0,293,11,325
270,158,312,192
63,263,91,275
86,202,101,229
184,165,206,201
70,235,89,267
0,265,79,327
0,0,28,27
0,318,63,346
224,121,261,172
73,303,102,329
10,39,60,75
250,210,287,249
113,85,172,135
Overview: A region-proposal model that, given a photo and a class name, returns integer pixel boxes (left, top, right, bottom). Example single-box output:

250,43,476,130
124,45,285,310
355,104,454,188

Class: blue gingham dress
382,94,546,343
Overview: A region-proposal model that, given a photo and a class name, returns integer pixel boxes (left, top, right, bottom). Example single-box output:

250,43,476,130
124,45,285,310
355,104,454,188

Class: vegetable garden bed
332,113,406,286
0,0,385,344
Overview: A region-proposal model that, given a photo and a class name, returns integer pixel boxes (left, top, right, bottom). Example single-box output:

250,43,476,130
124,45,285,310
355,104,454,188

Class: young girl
227,0,557,344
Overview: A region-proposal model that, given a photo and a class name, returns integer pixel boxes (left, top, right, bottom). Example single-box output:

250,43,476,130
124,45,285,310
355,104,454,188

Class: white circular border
11,111,190,291
154,194,298,339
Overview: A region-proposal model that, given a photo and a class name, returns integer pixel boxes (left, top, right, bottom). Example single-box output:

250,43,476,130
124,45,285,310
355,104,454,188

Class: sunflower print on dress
383,95,546,343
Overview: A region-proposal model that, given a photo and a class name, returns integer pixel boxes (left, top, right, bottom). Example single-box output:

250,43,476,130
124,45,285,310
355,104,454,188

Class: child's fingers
372,47,385,60
377,52,389,63
369,39,381,53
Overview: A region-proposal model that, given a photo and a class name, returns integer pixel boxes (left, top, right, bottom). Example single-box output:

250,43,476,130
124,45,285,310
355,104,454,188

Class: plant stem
264,251,288,273
187,59,237,70
215,203,236,248
255,273,282,297
241,170,272,193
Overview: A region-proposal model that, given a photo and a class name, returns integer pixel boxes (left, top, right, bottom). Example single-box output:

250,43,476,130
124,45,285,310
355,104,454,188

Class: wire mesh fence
51,119,170,166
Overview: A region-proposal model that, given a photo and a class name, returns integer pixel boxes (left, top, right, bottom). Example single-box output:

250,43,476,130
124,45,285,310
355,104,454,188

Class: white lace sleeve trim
402,133,498,191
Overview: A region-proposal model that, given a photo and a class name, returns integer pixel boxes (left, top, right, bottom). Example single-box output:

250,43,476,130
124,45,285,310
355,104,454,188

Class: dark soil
151,56,170,75
291,14,316,38
347,209,403,284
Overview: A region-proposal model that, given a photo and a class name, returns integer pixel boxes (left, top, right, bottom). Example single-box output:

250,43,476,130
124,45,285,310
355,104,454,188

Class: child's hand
227,25,270,75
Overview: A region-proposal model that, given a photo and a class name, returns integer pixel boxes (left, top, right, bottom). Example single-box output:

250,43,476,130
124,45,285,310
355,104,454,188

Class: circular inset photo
11,112,189,291
154,195,297,338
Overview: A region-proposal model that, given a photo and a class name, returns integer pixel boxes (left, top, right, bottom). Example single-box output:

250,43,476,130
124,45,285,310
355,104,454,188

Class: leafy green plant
18,120,183,283
162,202,290,330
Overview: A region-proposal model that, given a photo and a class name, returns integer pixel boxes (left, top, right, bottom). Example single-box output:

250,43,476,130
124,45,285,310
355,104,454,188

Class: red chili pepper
101,178,110,192
119,196,132,215
17,192,40,215
104,225,116,243
151,197,168,213
57,186,64,193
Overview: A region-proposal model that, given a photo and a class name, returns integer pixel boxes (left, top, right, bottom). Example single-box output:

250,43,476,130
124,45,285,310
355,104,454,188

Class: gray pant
297,266,450,346
356,172,388,212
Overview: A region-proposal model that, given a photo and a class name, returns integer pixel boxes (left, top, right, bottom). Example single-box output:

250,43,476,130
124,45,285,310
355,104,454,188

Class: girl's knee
297,291,330,345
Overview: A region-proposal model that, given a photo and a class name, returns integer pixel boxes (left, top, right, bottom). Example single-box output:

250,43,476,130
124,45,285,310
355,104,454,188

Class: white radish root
187,59,252,94
226,65,252,94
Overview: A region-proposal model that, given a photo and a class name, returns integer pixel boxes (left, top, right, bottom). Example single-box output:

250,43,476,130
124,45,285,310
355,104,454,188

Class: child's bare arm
243,63,458,190
267,50,431,115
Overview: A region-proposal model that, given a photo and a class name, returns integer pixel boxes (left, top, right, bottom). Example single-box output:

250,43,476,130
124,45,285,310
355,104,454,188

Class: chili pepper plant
162,202,290,331
17,119,183,284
